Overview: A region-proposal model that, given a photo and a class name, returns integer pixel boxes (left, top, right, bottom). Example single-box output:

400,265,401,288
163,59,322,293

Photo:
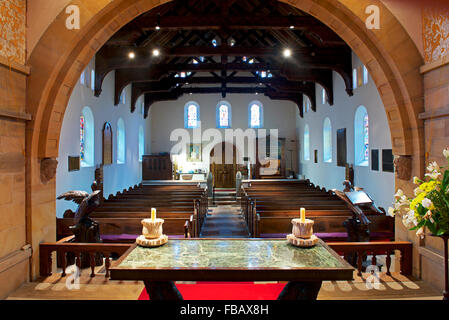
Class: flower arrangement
389,148,449,238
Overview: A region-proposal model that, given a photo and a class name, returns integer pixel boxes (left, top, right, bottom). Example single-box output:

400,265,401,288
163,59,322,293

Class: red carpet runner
138,282,286,300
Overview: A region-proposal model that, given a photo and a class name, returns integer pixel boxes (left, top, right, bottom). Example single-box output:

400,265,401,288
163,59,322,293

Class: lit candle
151,208,157,221
300,208,306,223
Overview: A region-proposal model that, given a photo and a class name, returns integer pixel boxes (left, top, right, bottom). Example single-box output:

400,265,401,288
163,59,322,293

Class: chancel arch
25,0,424,282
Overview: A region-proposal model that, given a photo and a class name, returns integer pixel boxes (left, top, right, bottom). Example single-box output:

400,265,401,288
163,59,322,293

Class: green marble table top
116,239,349,270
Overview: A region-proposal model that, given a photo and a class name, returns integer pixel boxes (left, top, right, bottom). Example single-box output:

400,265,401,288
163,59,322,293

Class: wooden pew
241,180,394,241
58,183,209,241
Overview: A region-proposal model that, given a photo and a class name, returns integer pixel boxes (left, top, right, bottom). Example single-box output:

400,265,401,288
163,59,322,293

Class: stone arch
26,0,424,277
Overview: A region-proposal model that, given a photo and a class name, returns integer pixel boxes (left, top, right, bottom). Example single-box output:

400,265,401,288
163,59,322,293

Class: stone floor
200,206,250,238
6,267,442,300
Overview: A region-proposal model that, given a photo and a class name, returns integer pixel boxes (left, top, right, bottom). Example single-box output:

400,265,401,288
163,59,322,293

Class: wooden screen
142,155,173,180
103,122,113,165
336,128,347,167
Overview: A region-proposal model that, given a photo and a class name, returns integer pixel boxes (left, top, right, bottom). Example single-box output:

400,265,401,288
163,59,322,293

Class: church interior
1,0,449,303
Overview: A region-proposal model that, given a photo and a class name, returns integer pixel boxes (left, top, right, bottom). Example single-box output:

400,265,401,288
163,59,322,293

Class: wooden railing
39,236,132,278
39,239,413,278
328,241,413,276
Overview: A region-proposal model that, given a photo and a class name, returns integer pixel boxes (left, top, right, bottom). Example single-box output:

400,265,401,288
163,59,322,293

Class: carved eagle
57,190,101,224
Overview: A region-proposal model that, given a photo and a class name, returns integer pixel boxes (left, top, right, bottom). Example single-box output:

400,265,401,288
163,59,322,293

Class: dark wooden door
210,143,236,188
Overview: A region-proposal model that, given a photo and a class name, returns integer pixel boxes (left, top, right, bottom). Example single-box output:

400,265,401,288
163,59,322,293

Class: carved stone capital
394,155,412,181
40,158,58,184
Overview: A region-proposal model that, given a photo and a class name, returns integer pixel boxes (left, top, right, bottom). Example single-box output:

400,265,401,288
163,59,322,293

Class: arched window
323,117,332,163
303,95,311,113
184,102,200,128
120,90,126,105
363,65,369,85
80,106,94,167
85,67,90,88
216,101,232,128
117,118,126,164
322,88,327,105
304,124,310,161
353,68,358,89
249,101,263,128
90,69,95,91
138,125,144,162
354,106,369,166
80,70,85,85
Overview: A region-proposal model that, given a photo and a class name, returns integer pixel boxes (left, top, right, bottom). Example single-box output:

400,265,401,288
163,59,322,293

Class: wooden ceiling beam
135,15,326,30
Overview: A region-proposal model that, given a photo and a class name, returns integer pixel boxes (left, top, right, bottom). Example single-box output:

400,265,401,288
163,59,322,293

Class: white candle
151,208,157,221
300,208,306,223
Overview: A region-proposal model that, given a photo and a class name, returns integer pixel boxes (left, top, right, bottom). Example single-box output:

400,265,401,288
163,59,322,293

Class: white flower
414,187,423,196
413,176,421,185
421,198,433,209
402,210,417,229
416,227,425,239
425,170,441,180
423,210,435,224
443,148,449,160
394,189,404,199
388,207,395,217
426,161,439,173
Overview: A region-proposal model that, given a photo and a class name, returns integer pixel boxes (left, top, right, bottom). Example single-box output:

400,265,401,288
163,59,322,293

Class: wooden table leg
277,281,322,300
144,281,184,300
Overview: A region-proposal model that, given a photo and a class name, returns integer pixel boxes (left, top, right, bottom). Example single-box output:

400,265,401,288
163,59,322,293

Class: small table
110,238,354,300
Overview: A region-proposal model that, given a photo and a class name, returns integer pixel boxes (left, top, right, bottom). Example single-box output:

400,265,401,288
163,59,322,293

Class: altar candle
151,208,157,221
300,208,306,223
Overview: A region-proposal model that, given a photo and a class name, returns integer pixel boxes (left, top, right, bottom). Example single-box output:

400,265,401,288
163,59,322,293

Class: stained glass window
216,101,231,128
80,115,85,162
249,101,263,128
188,105,198,127
363,113,369,161
220,105,228,127
355,106,369,166
184,102,200,128
80,106,94,167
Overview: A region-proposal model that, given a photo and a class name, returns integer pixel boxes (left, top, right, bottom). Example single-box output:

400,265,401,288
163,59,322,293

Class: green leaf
443,170,449,192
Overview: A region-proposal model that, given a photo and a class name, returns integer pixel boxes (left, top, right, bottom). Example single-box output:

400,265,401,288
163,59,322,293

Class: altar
110,238,354,300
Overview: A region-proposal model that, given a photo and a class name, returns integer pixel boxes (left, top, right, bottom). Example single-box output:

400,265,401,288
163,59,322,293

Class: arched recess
26,0,424,277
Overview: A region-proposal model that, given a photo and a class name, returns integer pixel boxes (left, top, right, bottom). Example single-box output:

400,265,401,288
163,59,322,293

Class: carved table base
143,281,323,300
277,281,322,300
144,281,184,300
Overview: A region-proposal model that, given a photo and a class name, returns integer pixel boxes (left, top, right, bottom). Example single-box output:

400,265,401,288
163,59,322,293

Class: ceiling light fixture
283,48,292,58
128,52,136,59
152,49,160,57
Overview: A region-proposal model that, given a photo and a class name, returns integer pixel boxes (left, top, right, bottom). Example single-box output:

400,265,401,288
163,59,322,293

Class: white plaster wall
148,94,298,174
56,61,147,217
296,53,395,209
